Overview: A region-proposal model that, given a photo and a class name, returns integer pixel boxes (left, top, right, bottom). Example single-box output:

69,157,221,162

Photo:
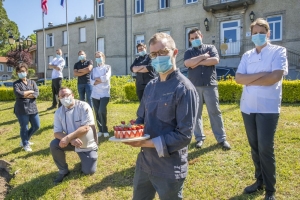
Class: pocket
157,97,175,122
75,120,82,127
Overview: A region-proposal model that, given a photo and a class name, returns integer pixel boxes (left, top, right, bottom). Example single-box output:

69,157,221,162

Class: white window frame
267,15,282,41
159,30,171,35
97,37,105,53
63,31,68,45
135,0,144,14
221,0,237,3
98,0,104,18
47,33,54,47
220,20,241,56
7,66,13,72
186,0,198,4
63,53,68,68
185,26,198,49
135,35,145,54
160,0,170,9
79,27,86,42
0,64,3,71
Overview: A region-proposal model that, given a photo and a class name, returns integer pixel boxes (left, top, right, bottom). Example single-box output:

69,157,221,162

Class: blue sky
3,0,94,37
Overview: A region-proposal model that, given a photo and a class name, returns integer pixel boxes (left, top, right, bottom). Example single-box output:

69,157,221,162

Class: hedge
1,78,300,103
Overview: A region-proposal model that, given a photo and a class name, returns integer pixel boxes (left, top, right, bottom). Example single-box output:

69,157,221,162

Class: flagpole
43,12,47,85
66,0,70,80
94,0,98,52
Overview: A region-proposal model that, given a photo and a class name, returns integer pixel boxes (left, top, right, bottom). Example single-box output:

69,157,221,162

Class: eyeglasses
58,93,72,99
149,47,174,59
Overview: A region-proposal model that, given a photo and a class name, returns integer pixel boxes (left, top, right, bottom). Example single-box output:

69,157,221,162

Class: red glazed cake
113,120,144,139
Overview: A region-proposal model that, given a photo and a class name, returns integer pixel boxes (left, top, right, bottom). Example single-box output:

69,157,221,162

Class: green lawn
0,101,299,200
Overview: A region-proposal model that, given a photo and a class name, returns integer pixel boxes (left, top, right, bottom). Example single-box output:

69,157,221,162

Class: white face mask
60,96,73,107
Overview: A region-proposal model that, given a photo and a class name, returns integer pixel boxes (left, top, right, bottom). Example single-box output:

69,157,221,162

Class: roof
0,57,8,63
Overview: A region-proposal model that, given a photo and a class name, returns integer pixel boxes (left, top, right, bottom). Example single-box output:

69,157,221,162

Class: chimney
48,22,53,27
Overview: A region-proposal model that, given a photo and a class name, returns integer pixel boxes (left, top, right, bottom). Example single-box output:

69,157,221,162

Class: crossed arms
235,70,284,86
184,51,219,69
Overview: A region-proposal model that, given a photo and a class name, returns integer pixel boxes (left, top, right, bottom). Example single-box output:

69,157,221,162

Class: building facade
0,57,13,81
35,0,300,79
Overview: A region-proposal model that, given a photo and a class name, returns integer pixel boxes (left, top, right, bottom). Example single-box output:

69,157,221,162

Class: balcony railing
212,39,254,56
203,0,255,12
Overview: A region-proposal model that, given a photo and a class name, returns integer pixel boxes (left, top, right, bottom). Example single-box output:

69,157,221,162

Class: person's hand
70,138,83,148
59,135,71,148
202,52,210,59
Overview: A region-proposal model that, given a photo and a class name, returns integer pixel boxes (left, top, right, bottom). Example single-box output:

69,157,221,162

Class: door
220,20,240,56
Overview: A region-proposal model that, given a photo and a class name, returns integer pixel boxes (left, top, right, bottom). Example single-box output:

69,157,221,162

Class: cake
113,120,144,139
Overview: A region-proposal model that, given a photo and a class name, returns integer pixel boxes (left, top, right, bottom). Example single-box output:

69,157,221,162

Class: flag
60,0,64,7
41,0,48,15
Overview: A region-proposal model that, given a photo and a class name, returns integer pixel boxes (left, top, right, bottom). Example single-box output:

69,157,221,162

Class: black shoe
265,192,275,200
244,181,264,194
195,140,204,148
47,106,57,110
219,140,231,150
53,171,70,184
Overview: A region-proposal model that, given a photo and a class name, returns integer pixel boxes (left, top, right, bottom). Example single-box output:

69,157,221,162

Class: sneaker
195,140,204,148
23,145,32,152
53,171,70,185
244,181,264,194
103,132,110,137
97,132,102,137
20,141,34,147
219,140,231,150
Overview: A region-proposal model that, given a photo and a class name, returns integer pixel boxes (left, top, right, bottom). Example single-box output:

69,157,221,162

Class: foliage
282,79,300,103
124,82,138,101
0,86,14,101
110,75,134,102
0,101,300,199
6,50,32,67
28,69,35,78
218,78,243,102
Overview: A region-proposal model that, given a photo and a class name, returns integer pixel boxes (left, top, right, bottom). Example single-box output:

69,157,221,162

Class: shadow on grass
0,106,13,111
188,143,220,165
34,124,53,136
82,166,135,194
0,119,18,127
0,147,21,158
16,147,50,160
228,190,264,200
6,135,19,141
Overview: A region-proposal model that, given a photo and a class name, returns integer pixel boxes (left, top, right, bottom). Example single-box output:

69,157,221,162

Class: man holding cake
125,33,199,200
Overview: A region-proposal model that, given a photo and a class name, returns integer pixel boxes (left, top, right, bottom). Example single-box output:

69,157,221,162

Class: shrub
0,87,15,101
110,75,134,102
218,79,243,102
124,82,138,101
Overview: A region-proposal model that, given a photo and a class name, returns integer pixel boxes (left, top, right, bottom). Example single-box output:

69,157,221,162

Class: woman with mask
13,62,40,152
90,52,111,138
130,43,156,101
236,18,288,200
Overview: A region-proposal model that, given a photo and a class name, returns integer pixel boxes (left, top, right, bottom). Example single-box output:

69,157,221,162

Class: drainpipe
125,0,128,75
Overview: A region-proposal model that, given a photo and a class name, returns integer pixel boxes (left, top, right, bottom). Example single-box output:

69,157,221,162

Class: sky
3,0,94,37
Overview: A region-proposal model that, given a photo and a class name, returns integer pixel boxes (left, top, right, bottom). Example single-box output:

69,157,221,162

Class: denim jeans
78,84,93,108
133,167,185,200
92,97,110,133
16,113,40,147
242,112,279,193
194,86,226,143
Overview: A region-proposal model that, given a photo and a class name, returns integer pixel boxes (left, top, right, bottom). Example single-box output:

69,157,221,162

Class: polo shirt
74,60,93,84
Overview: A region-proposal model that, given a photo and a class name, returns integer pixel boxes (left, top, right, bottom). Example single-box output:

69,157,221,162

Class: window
221,0,237,3
267,15,282,41
7,66,13,72
48,56,53,67
47,34,54,47
160,30,171,35
63,31,68,45
0,64,3,71
135,0,144,14
185,26,198,49
160,0,170,9
186,0,197,4
63,53,68,68
79,27,86,42
98,0,104,18
135,35,145,54
220,20,241,55
97,37,105,53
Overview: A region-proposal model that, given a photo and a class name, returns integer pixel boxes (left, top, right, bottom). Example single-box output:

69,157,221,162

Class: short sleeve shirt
184,44,219,86
74,60,93,84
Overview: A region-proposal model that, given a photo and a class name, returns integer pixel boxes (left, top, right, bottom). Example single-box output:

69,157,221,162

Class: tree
84,15,87,20
6,50,32,68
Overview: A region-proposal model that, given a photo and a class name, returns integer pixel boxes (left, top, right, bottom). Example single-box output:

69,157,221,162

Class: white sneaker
103,132,109,138
20,141,34,147
23,145,32,152
97,132,102,137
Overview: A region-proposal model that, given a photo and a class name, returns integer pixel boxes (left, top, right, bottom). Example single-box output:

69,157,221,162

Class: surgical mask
60,96,73,107
56,54,61,59
138,50,146,56
78,55,85,61
251,34,267,46
151,56,173,74
18,72,27,79
191,39,202,47
95,58,102,64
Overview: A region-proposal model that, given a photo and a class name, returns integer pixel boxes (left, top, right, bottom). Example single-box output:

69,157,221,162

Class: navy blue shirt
74,60,93,84
130,54,156,91
184,44,219,86
135,69,199,179
13,79,39,115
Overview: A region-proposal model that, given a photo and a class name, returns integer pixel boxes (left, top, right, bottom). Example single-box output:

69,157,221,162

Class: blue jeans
78,84,93,108
194,86,226,143
133,167,185,200
16,113,40,147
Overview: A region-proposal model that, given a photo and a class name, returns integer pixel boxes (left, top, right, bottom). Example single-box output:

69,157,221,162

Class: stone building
34,0,300,79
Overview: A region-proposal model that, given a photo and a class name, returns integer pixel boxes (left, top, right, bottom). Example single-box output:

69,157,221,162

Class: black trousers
92,97,110,133
136,89,145,102
242,112,279,193
51,78,62,107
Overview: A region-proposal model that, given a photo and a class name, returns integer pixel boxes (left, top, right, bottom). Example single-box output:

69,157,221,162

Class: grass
0,101,299,200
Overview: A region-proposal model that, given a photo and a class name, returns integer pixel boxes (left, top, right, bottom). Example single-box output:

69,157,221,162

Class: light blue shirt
49,57,65,79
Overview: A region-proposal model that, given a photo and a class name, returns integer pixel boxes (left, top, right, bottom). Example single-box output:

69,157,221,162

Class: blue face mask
56,54,61,59
78,55,85,61
151,56,173,74
138,50,146,56
251,34,267,46
18,72,27,79
95,58,102,64
191,39,202,47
